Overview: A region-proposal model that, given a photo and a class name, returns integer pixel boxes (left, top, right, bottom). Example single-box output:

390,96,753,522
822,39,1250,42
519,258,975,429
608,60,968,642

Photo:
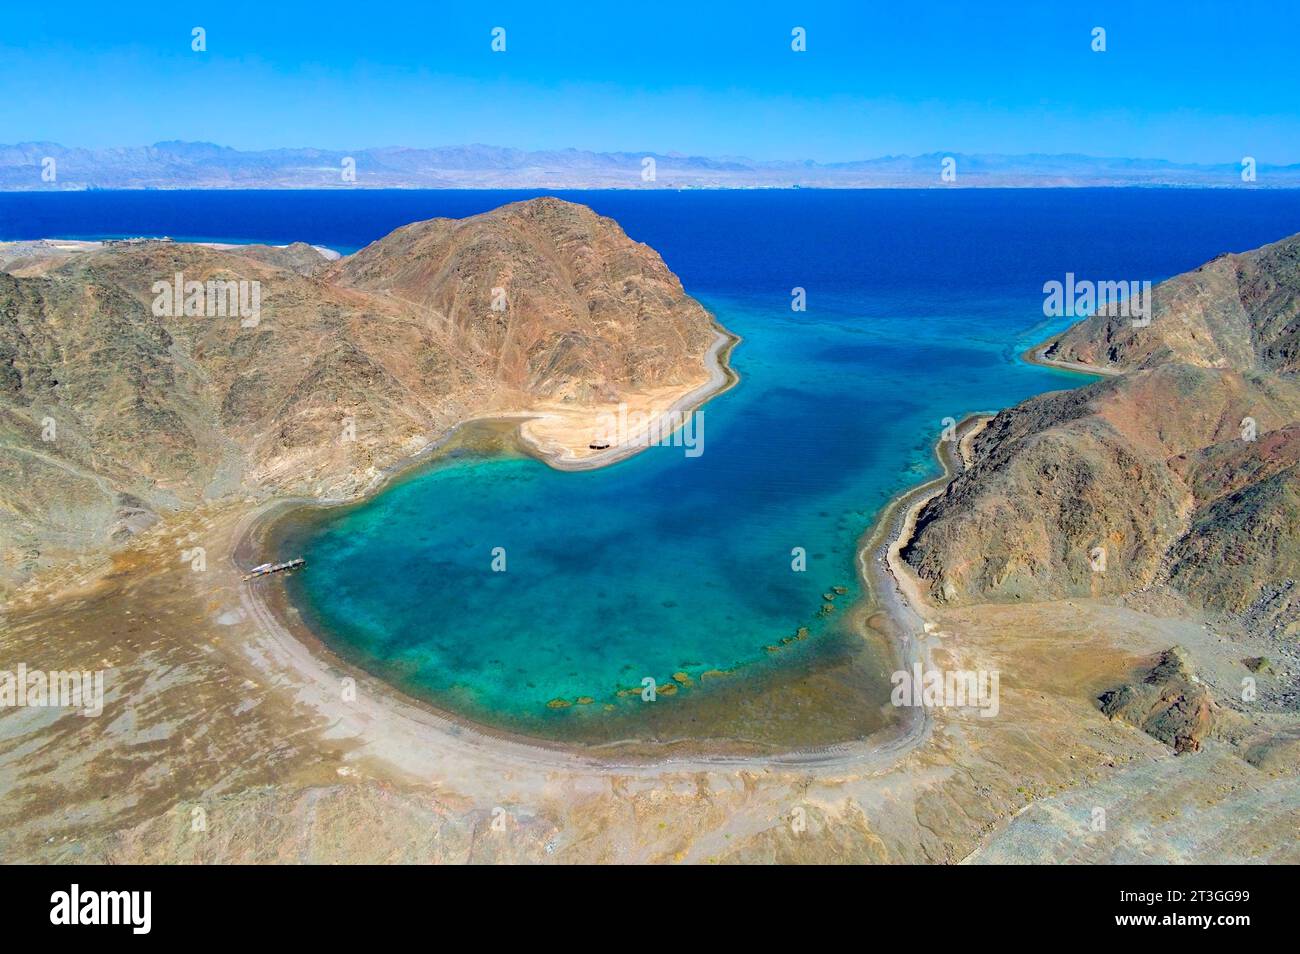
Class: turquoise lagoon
7,189,1300,743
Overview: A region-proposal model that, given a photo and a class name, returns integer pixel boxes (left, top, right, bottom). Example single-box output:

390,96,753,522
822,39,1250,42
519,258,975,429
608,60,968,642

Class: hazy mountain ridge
904,234,1300,636
3,141,1298,190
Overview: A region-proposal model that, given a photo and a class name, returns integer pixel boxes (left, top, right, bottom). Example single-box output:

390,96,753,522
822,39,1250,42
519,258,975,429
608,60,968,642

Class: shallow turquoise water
278,290,1080,726
261,189,1300,734
12,189,1297,737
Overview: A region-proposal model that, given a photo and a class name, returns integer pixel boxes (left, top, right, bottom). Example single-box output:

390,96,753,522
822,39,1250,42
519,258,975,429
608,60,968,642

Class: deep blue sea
6,189,1300,738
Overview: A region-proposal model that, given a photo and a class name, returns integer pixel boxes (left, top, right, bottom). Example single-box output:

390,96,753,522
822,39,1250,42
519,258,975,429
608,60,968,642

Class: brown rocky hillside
905,235,1300,635
1042,231,1300,374
0,198,723,587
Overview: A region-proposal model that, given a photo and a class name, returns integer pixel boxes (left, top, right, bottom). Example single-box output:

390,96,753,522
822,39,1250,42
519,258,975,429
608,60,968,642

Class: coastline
7,184,1300,863
1020,339,1122,378
853,413,991,707
232,373,989,771
515,326,740,471
0,236,344,261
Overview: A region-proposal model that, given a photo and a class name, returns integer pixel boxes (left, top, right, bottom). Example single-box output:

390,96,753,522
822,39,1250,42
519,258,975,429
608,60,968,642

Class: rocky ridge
0,198,724,589
903,233,1300,639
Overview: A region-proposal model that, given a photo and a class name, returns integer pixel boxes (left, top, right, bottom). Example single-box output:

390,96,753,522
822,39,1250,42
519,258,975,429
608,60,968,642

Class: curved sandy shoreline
232,351,989,775
1021,340,1122,377
516,326,741,472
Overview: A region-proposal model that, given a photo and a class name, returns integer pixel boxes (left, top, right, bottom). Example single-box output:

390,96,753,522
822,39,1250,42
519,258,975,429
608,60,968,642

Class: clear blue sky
3,0,1297,163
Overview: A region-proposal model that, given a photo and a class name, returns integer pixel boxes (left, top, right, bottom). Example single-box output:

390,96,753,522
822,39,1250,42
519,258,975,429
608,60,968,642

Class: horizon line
5,140,1299,170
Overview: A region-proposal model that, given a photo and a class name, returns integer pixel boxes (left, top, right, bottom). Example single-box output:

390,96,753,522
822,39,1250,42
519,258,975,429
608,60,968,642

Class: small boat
588,442,611,450
242,558,306,582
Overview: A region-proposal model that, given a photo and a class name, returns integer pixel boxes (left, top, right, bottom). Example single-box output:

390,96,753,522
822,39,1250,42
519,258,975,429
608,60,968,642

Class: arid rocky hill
905,233,1300,636
333,198,714,402
0,198,722,587
1043,232,1300,374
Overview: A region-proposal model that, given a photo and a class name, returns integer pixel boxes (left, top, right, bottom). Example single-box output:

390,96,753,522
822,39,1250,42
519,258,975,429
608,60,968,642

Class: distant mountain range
3,142,1298,190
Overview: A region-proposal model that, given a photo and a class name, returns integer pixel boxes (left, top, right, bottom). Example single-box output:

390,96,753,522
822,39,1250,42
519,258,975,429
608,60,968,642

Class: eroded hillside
905,235,1300,636
1042,232,1300,373
0,198,725,588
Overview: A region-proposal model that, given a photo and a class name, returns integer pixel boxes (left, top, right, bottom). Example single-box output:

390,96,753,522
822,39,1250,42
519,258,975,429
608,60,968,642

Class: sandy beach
514,328,740,471
222,401,999,780
7,383,1295,862
1022,341,1123,377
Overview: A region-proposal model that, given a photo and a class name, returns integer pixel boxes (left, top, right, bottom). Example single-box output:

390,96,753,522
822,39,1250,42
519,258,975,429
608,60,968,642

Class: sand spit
1022,342,1123,378
514,328,740,471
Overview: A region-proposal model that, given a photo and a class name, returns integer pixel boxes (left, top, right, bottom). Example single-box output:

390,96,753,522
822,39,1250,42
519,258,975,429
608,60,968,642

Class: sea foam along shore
232,361,990,774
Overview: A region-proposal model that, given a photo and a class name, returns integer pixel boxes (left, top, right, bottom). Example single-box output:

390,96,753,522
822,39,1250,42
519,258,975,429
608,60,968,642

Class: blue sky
3,0,1297,162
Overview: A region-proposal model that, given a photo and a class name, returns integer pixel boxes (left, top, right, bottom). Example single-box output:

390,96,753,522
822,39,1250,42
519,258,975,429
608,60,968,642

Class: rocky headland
903,234,1300,761
906,234,1300,643
0,197,731,590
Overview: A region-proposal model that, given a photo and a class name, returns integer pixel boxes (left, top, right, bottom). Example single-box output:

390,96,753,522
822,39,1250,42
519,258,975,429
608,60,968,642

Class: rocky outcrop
0,199,724,586
1042,232,1300,374
334,198,714,403
903,235,1300,633
1098,647,1217,753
